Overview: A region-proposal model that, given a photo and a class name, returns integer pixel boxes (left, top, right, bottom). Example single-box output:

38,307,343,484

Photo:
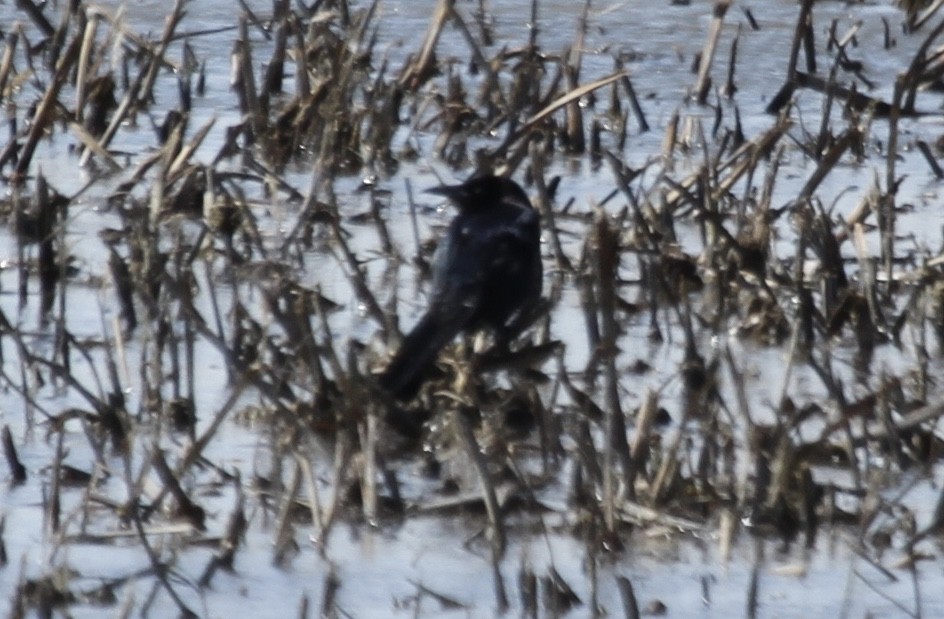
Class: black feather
380,174,543,400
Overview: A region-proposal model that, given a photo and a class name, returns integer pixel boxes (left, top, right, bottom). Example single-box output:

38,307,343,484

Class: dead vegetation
2,0,944,616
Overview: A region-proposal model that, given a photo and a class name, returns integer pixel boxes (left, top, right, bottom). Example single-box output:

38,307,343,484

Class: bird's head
427,174,530,211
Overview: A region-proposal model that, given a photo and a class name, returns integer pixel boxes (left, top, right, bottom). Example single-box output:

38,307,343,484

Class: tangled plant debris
3,0,944,616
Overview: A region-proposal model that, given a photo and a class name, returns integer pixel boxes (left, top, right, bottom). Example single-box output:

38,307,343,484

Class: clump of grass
3,0,944,616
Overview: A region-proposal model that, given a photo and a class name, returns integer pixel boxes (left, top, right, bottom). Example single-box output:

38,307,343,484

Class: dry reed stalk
490,546,510,612
15,0,55,37
664,115,790,210
14,33,81,179
126,491,196,618
0,28,19,101
358,412,379,525
901,18,944,112
915,140,944,178
198,476,246,587
399,0,453,90
233,17,262,146
788,0,815,81
1,425,27,484
69,121,121,171
319,570,341,618
722,24,740,99
616,60,649,132
137,0,186,105
74,11,100,124
798,128,860,203
326,199,392,335
272,460,302,565
562,53,585,153
80,48,147,168
315,434,356,552
453,408,506,555
529,140,572,273
0,517,6,567
150,449,205,530
766,0,814,114
628,389,659,492
881,78,903,292
693,0,731,105
593,210,632,525
520,71,627,135
746,552,760,619
296,450,325,534
519,559,538,618
615,575,641,619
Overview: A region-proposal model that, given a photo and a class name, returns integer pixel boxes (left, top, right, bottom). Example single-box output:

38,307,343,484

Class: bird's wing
431,203,540,324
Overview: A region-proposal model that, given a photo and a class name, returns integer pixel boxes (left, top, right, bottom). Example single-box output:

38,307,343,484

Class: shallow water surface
2,1,944,617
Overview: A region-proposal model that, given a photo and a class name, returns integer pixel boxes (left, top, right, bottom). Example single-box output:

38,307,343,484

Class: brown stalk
234,17,263,145
628,389,659,491
664,114,790,210
765,0,815,114
615,58,649,132
529,139,573,273
151,449,205,530
15,0,55,37
593,210,633,524
67,122,121,172
615,575,641,619
901,16,944,112
722,23,740,99
197,477,245,587
358,413,379,525
454,408,506,555
399,0,454,90
137,0,187,106
0,27,19,101
273,461,302,566
916,140,943,178
797,126,860,202
14,33,81,180
74,12,100,124
2,425,27,485
693,0,731,105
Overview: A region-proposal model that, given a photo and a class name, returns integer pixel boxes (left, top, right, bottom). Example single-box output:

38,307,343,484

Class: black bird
379,174,543,401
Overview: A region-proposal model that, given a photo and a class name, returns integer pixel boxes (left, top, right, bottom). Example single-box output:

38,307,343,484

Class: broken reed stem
616,575,641,619
296,450,325,534
593,209,633,526
882,76,904,293
234,15,263,145
358,412,379,525
529,139,572,273
1,425,27,484
0,28,19,100
138,0,186,106
901,17,944,112
453,409,506,555
14,34,81,180
798,126,858,202
399,0,454,89
787,0,816,81
694,0,731,105
273,460,302,565
813,40,844,160
722,24,740,98
617,60,649,132
15,0,55,37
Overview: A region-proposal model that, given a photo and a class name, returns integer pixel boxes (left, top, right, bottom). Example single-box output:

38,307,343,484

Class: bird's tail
379,312,460,401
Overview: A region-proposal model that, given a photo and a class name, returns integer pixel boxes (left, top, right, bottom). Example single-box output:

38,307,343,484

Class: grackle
379,174,542,401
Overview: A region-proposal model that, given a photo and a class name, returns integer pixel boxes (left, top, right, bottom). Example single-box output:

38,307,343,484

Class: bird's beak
425,184,465,200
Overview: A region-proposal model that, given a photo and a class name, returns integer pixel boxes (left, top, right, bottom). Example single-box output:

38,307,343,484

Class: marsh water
2,0,944,617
